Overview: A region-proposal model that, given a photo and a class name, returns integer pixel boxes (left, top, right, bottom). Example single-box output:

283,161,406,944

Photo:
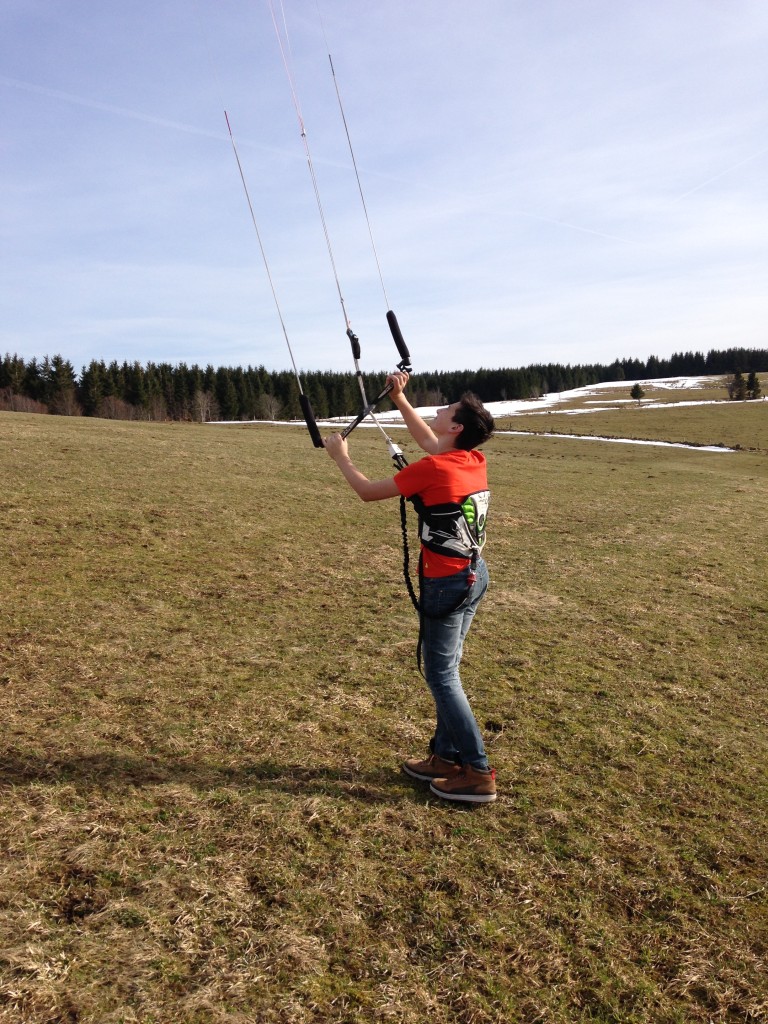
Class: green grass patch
1,409,767,1023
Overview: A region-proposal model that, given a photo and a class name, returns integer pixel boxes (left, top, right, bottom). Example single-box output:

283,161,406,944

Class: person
323,372,497,804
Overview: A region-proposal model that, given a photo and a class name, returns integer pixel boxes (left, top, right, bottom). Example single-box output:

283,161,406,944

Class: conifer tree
48,356,80,415
79,360,106,416
728,370,748,400
215,367,238,420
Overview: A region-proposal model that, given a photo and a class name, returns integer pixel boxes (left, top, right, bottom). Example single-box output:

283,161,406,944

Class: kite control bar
300,393,325,448
340,311,411,439
299,310,411,450
386,310,410,365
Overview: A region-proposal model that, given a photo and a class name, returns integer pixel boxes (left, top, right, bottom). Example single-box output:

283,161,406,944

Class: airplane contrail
1,74,225,141
672,144,768,202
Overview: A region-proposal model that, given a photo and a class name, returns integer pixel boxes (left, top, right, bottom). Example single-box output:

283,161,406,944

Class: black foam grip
300,393,324,449
347,328,361,361
386,310,410,362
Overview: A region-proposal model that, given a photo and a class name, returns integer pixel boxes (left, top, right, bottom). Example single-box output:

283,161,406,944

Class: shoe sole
429,784,497,803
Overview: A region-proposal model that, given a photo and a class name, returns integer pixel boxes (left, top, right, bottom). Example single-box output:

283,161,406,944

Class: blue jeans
420,556,489,771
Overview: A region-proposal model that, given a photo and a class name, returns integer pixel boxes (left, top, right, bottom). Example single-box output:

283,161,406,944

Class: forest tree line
1,347,766,422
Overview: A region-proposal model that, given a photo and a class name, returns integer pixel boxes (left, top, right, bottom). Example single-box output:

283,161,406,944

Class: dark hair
452,392,495,450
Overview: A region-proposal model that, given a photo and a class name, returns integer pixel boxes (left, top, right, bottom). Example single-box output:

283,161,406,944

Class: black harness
400,489,490,671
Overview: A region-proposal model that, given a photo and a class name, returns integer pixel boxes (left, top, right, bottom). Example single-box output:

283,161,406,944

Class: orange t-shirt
394,449,488,578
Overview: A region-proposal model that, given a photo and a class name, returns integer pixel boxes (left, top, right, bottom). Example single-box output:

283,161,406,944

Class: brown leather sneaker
401,753,462,783
430,765,497,803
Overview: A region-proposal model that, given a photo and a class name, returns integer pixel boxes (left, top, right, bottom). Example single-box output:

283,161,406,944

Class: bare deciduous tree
193,389,216,422
256,393,282,420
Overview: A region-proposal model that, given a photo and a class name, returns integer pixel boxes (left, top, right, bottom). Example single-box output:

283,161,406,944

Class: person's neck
435,435,460,454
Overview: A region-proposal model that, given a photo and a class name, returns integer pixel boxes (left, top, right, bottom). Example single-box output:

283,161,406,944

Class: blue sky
2,1,767,374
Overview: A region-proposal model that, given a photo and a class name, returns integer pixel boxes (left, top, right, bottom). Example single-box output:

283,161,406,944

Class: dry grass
1,408,767,1023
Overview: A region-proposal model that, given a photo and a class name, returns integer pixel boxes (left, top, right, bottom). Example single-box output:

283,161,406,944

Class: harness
409,489,490,568
401,489,491,672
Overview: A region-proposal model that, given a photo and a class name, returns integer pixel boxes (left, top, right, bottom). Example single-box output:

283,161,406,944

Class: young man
323,372,497,804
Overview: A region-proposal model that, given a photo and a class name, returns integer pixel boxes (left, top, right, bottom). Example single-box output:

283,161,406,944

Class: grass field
1,402,767,1023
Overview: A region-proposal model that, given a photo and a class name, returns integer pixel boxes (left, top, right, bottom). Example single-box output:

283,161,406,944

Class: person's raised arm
387,371,439,454
324,433,401,502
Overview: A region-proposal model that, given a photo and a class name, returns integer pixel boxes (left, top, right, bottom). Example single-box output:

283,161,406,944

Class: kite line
265,0,412,468
224,111,323,448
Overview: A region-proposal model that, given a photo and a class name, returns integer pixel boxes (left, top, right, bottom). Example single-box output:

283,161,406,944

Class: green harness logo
461,491,489,543
461,496,478,524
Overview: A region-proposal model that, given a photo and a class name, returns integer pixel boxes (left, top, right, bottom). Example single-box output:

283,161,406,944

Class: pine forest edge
1,347,766,422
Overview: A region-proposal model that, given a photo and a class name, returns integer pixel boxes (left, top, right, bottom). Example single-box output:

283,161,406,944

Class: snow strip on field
554,399,723,415
226,417,734,453
372,377,721,421
496,431,732,452
210,376,745,451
